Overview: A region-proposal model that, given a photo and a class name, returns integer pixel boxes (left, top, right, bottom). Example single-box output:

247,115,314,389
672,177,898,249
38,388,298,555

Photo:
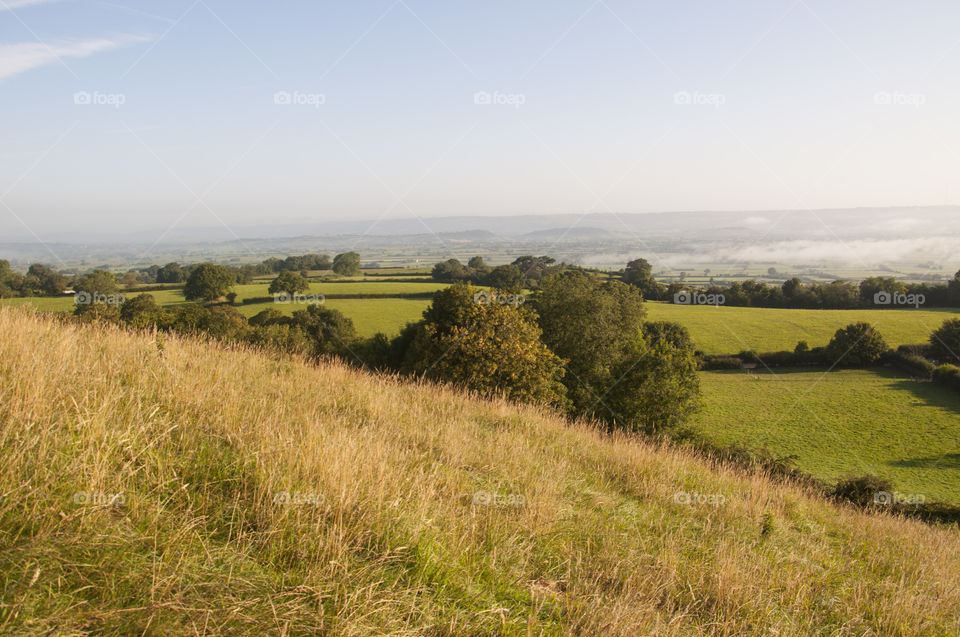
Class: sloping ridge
0,307,958,635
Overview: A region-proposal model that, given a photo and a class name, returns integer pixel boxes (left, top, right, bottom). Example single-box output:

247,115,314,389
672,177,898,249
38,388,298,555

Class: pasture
645,302,960,354
693,367,960,504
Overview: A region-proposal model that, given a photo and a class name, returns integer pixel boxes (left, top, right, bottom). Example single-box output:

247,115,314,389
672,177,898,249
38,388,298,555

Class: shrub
827,322,888,367
930,319,960,363
833,474,894,507
934,364,960,392
889,352,935,380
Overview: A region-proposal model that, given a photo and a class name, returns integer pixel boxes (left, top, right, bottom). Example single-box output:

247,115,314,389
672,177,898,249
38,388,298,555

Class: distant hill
2,306,958,634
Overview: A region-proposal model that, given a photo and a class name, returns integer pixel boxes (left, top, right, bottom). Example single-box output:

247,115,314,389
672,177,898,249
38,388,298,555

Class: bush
934,364,960,392
699,355,743,370
930,319,960,363
827,322,889,367
832,474,894,507
889,351,936,380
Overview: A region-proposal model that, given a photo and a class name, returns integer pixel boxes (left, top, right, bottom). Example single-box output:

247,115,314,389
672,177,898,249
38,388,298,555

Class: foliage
827,322,889,366
929,318,960,363
184,263,235,302
401,283,568,406
332,252,361,276
268,271,310,296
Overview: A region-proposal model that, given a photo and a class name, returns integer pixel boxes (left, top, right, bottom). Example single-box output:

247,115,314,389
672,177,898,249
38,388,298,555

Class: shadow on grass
888,453,960,470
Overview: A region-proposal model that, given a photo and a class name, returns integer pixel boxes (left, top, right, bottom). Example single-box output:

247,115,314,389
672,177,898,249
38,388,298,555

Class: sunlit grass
1,307,958,635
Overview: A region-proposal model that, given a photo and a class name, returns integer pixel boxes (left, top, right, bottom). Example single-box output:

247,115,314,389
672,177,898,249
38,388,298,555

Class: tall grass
1,307,958,635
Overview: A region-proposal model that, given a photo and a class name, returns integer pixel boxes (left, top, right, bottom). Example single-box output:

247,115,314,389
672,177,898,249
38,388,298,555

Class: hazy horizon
3,0,960,244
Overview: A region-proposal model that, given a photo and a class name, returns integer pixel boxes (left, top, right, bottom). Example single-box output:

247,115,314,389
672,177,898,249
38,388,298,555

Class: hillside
1,308,959,635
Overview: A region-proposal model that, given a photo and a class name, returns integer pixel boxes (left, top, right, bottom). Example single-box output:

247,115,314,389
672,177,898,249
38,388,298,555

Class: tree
467,256,485,269
74,269,118,296
401,283,568,406
183,263,234,302
431,258,470,282
156,262,184,283
268,271,310,296
623,258,653,289
119,293,161,328
930,319,960,363
332,252,361,276
25,263,67,296
287,304,357,355
605,323,700,435
827,322,888,366
535,270,646,416
485,264,523,292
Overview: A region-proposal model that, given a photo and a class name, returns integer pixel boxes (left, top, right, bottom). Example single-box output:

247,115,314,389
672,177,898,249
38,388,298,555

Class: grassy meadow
693,368,960,504
645,302,960,353
2,306,960,635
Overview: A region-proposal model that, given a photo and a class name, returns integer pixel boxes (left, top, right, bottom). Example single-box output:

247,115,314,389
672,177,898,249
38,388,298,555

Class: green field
646,303,960,354
693,368,960,503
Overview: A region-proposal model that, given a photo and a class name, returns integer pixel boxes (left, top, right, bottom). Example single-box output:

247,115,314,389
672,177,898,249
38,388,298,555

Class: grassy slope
693,369,960,503
1,309,959,635
645,303,960,353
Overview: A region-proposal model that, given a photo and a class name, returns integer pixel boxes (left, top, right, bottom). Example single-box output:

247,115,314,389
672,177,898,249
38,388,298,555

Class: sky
2,0,959,240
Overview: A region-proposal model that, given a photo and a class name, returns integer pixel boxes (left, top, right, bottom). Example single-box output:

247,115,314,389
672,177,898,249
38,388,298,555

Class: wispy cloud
0,0,63,10
0,35,152,81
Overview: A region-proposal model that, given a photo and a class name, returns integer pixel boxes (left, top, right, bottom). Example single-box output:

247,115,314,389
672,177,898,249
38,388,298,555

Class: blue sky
2,0,959,239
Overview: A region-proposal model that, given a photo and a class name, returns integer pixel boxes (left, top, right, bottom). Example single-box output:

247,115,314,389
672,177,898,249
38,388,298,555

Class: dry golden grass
1,306,959,635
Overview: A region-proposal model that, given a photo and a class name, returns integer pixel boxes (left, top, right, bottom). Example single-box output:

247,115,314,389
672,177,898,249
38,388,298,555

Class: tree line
0,252,361,298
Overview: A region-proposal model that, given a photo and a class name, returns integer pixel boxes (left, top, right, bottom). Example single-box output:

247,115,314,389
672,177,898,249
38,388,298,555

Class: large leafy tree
535,271,699,432
119,293,161,329
156,262,184,283
605,323,701,435
535,270,646,415
74,269,118,296
24,263,67,296
183,263,234,302
827,322,889,366
332,252,361,276
402,283,568,406
268,271,310,296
